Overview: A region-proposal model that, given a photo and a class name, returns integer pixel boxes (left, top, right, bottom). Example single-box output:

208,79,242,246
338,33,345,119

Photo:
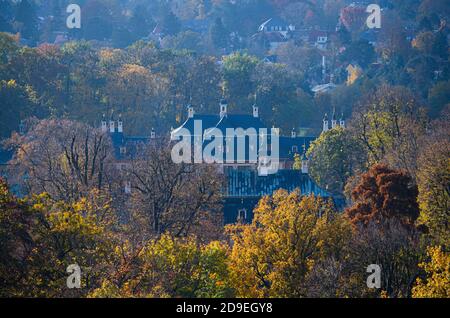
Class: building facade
105,98,345,225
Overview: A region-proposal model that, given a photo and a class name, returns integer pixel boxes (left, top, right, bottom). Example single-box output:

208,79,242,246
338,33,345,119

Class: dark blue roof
214,114,267,132
171,111,316,163
224,167,332,198
0,147,12,165
110,131,152,160
172,113,267,137
279,136,315,159
172,114,220,136
259,17,291,31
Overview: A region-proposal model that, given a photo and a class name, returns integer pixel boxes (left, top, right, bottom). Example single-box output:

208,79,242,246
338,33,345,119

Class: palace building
105,98,346,224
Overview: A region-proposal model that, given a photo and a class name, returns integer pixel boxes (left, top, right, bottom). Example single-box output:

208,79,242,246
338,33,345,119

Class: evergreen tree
210,17,228,49
160,8,181,36
14,0,38,41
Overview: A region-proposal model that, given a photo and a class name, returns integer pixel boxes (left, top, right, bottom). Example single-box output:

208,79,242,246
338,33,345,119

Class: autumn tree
428,80,450,118
343,164,423,297
349,85,427,178
227,190,351,297
345,164,420,227
162,31,204,53
59,41,103,121
0,178,117,297
90,234,233,298
275,43,322,80
252,62,313,132
343,219,422,298
0,32,19,78
4,119,116,202
126,141,223,240
378,11,412,62
412,31,448,59
105,63,170,134
416,117,450,247
412,246,450,298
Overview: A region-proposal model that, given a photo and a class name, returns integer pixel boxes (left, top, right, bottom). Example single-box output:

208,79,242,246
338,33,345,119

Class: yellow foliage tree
412,246,450,298
90,234,233,298
227,190,351,297
416,137,450,247
0,179,117,297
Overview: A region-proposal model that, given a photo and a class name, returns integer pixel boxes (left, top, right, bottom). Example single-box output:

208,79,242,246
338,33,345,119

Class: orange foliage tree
346,164,419,227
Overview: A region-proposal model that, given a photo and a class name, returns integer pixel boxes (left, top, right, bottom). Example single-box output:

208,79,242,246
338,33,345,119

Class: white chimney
101,115,107,133
253,104,259,118
331,109,337,129
117,116,123,133
124,181,131,194
323,113,329,132
220,98,227,117
339,113,345,128
188,105,195,118
301,157,309,174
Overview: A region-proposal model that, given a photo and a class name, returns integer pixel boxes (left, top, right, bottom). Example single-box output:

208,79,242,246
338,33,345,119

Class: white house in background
308,30,329,50
254,17,295,52
311,83,337,96
258,17,295,38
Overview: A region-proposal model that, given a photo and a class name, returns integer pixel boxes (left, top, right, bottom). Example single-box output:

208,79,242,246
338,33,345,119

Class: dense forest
0,0,449,298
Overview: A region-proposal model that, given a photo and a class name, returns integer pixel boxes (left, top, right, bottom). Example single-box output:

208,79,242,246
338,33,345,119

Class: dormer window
292,146,298,153
120,146,127,155
124,181,131,194
237,209,247,222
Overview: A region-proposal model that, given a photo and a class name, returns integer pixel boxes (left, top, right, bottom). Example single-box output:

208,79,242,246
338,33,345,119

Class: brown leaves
346,164,419,227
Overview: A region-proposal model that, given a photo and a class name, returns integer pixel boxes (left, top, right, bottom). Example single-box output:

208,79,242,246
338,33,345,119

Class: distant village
3,1,448,96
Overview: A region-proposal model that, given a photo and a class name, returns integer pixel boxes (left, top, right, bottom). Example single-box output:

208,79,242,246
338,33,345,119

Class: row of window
267,26,287,31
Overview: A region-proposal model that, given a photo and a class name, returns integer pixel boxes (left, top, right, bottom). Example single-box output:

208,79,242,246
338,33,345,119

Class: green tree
0,79,39,139
222,52,259,109
210,17,228,50
162,31,204,53
14,0,38,41
159,7,181,36
307,126,366,194
428,80,450,118
339,40,376,68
